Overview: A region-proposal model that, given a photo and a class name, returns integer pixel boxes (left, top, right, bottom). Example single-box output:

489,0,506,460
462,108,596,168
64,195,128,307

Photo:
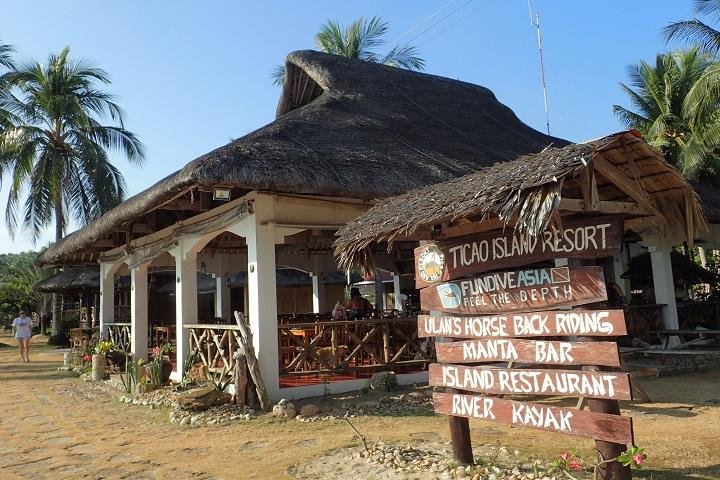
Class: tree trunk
50,203,64,340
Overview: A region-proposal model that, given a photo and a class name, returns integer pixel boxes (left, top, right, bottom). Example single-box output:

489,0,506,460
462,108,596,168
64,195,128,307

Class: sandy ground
0,334,719,480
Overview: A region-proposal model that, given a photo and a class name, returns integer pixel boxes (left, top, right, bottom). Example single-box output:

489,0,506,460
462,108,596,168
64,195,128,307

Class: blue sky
0,0,696,254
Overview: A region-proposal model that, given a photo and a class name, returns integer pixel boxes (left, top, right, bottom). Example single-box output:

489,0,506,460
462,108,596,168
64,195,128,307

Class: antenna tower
528,0,551,135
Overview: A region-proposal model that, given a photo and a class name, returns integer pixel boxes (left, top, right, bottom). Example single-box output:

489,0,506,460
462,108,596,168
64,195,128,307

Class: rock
370,371,397,391
299,404,320,417
408,391,426,400
273,400,296,418
177,387,229,411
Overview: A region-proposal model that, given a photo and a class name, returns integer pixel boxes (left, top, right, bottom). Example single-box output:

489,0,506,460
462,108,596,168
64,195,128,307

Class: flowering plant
548,450,584,477
94,340,114,355
617,445,647,468
550,445,648,479
149,343,171,387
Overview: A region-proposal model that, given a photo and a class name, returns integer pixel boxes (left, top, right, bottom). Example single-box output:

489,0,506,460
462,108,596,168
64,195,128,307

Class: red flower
152,346,160,356
82,354,92,362
559,451,571,461
633,453,646,466
568,459,582,471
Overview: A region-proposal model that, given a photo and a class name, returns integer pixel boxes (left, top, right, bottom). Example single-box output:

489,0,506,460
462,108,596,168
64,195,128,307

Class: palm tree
272,16,425,86
664,0,720,55
0,40,16,131
613,48,720,182
0,47,144,340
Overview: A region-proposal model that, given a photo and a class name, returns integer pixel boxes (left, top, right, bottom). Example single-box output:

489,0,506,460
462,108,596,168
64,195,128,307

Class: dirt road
1,336,719,480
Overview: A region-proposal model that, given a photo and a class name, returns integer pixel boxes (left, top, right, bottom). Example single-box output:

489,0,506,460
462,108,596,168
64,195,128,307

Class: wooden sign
436,339,620,366
415,217,622,287
429,363,632,400
433,392,633,444
420,266,607,314
418,309,627,338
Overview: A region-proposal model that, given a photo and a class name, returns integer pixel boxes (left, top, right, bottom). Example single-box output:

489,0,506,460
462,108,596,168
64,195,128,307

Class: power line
415,0,496,48
403,0,476,47
386,0,462,50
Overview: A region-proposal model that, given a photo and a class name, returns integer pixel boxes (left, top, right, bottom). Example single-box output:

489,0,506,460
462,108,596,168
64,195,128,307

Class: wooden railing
106,322,131,352
185,324,243,381
677,301,720,329
278,316,432,375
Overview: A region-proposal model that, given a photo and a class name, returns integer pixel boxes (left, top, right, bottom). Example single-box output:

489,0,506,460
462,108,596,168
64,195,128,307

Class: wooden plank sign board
433,392,633,444
415,217,622,287
417,309,627,338
420,266,607,314
436,339,621,366
429,363,633,400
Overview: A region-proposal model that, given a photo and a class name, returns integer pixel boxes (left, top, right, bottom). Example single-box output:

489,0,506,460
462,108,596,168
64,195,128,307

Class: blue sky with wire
0,0,695,253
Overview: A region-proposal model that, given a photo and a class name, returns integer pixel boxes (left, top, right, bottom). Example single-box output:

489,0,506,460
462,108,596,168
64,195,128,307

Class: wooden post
382,324,391,363
584,332,632,480
234,354,248,408
588,397,632,480
331,325,339,369
443,335,473,465
234,311,270,411
448,389,474,465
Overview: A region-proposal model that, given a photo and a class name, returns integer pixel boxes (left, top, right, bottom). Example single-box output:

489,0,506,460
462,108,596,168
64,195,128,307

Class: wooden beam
131,222,153,234
433,216,514,240
559,198,649,216
90,239,118,248
592,156,665,219
158,198,207,211
580,166,600,210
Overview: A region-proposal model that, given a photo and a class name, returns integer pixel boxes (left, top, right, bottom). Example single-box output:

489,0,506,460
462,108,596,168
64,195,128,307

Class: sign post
416,221,632,478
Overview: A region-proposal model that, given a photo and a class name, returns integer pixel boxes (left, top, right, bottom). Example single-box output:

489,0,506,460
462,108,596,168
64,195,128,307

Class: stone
370,371,397,391
273,400,296,418
299,404,320,417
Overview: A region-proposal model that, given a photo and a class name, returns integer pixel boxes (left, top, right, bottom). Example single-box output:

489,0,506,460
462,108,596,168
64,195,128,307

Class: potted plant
91,340,114,381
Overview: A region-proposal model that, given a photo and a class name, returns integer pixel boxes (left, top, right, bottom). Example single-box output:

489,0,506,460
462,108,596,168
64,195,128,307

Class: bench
654,329,720,350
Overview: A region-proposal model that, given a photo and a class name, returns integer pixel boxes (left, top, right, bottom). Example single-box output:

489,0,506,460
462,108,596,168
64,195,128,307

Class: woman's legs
19,337,30,361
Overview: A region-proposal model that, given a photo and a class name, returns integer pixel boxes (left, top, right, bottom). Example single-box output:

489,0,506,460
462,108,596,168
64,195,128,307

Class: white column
171,237,199,381
131,263,149,361
311,274,325,313
245,213,279,397
392,273,402,310
99,262,115,339
649,244,680,332
214,276,224,319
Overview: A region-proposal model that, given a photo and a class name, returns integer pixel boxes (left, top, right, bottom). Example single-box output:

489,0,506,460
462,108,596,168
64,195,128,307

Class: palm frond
664,19,720,54
271,65,286,87
0,40,15,70
382,44,426,71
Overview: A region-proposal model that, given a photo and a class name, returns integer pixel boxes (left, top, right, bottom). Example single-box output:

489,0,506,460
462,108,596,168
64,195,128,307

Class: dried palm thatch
34,267,99,293
334,131,708,271
38,49,562,267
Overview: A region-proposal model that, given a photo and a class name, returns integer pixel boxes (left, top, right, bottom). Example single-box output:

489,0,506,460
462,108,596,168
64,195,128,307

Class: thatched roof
38,49,561,267
334,131,707,271
34,267,99,293
691,181,720,224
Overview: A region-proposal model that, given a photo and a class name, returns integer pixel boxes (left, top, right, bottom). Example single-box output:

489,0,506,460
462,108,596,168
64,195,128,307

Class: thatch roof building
34,267,100,293
334,130,707,271
38,50,562,267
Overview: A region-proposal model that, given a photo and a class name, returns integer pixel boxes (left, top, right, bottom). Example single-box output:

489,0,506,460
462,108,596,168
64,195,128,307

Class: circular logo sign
417,244,445,283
